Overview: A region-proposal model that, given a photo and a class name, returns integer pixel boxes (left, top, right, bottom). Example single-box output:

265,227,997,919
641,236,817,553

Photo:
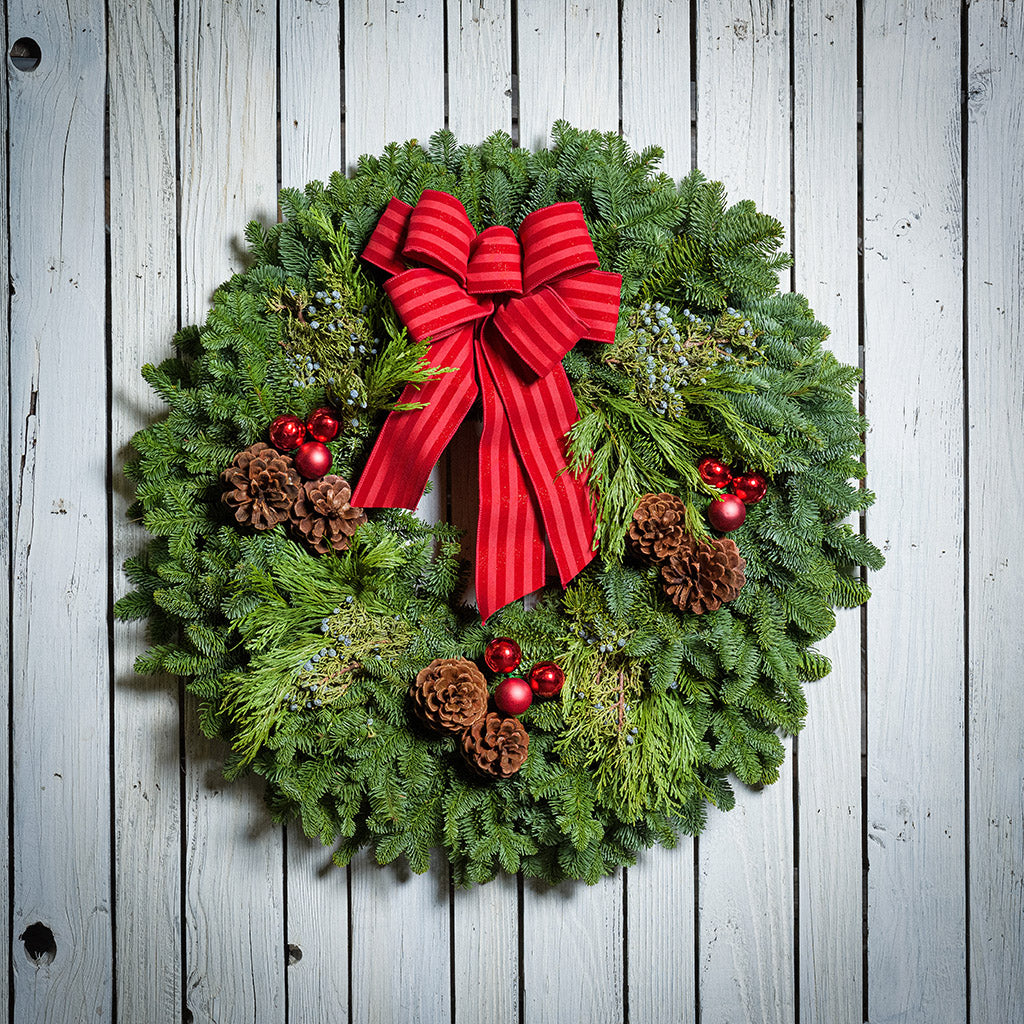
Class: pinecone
221,442,301,530
628,492,688,561
461,712,530,778
410,658,489,734
660,535,747,615
290,474,367,555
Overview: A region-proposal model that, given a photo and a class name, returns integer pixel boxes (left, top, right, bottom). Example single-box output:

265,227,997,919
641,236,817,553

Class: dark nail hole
286,942,303,966
20,922,56,964
10,37,41,71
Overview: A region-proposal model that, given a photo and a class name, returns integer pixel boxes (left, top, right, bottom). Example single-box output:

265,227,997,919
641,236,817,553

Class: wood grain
620,7,697,1021
278,8,351,1021
281,0,344,189
0,8,9,1021
344,0,446,168
108,1,183,1022
447,0,513,142
966,4,1024,1021
177,2,286,1020
791,4,863,1022
517,0,619,151
695,2,796,1020
345,8,453,1022
862,3,967,1022
7,1,112,1019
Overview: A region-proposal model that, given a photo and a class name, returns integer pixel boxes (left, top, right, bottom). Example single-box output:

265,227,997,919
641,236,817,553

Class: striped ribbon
351,189,622,621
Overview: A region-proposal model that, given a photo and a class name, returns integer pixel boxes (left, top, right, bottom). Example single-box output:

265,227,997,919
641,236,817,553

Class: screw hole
10,37,41,71
286,942,303,966
20,922,56,964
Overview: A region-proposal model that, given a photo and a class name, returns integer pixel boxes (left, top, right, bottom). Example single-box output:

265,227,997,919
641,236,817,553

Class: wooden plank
108,1,183,1022
694,3,796,1021
277,7,351,1021
6,0,112,1019
0,9,10,1024
344,7,452,1022
177,3,286,1021
443,9,520,1023
966,4,1024,1022
447,0,512,142
620,6,696,1022
861,3,966,1022
517,0,619,151
281,0,343,188
522,875,625,1023
515,7,624,1023
791,4,863,1022
344,0,446,167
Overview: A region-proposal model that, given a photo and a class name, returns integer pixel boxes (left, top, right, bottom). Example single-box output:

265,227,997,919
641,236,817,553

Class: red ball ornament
698,457,732,490
307,406,340,444
268,414,306,452
494,677,533,716
528,661,565,699
295,440,332,479
484,637,522,674
732,472,767,504
707,493,747,532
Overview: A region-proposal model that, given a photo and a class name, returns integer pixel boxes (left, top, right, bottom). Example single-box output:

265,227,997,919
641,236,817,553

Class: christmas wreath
118,124,883,885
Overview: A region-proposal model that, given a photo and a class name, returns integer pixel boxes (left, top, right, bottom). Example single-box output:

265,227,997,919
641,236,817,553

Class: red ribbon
351,189,622,621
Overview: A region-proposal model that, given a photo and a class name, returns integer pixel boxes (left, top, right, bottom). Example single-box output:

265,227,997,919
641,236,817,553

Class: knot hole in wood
286,942,303,966
9,37,41,72
19,922,56,964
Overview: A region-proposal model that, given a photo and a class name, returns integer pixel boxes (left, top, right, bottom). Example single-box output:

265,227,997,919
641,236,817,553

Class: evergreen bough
118,124,883,886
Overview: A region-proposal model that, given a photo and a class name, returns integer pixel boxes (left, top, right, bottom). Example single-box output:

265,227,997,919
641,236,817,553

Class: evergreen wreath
117,124,883,886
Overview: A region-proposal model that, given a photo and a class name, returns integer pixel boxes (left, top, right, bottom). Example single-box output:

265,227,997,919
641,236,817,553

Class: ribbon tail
478,327,597,590
475,337,546,621
351,326,478,510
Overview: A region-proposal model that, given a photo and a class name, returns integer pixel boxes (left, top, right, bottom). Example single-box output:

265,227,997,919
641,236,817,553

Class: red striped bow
351,189,622,621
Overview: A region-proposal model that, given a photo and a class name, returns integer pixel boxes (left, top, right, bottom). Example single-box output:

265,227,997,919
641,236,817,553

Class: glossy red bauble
528,661,565,699
307,406,340,444
493,677,533,716
732,472,767,504
698,457,732,490
268,414,307,452
707,492,747,532
295,440,332,479
484,637,522,674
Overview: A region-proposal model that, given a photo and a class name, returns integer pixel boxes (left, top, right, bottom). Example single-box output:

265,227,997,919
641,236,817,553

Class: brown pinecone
221,442,301,530
461,712,530,778
628,492,689,561
290,474,367,555
410,658,489,734
660,535,747,615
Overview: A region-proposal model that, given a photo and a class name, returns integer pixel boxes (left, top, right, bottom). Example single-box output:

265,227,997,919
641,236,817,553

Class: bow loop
384,267,491,344
519,202,600,293
401,189,477,285
467,226,523,296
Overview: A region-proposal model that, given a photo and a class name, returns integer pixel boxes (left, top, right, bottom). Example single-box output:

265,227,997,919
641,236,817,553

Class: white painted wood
791,4,863,1023
522,875,624,1023
620,8,697,1022
621,0,691,178
862,3,967,1023
281,0,343,189
517,0,619,151
108,1,183,1022
177,2,286,1021
695,3,795,1021
344,7,452,1021
447,0,512,141
966,5,1024,1022
0,11,10,1024
7,0,112,1019
344,0,446,169
442,12,520,1023
278,9,352,1023
514,8,624,1023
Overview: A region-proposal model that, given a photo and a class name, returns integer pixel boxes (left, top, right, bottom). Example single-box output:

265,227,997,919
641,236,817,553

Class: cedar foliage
118,125,882,885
